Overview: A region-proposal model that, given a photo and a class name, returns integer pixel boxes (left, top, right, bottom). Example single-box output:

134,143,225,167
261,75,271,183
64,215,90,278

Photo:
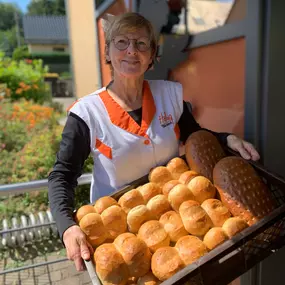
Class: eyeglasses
112,35,151,52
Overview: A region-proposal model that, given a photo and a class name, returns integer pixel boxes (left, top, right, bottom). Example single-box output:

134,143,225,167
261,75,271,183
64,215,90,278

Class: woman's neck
107,76,144,111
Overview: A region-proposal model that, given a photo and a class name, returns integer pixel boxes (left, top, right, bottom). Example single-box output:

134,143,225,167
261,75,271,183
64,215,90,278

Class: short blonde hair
104,12,158,68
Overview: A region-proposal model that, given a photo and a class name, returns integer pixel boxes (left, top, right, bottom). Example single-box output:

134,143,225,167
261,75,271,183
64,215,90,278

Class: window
53,47,65,52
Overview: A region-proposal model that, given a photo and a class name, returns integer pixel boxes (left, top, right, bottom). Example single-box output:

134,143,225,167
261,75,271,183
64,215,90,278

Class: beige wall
66,0,100,98
28,44,69,53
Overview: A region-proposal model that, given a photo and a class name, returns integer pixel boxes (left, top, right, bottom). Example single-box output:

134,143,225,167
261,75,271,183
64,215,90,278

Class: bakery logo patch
159,112,174,128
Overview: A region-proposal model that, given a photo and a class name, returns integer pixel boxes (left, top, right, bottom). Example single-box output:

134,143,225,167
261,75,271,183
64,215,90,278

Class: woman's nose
127,41,137,54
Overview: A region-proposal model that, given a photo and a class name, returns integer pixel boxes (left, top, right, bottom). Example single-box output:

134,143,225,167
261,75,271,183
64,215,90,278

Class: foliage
12,45,30,61
0,2,22,31
0,51,51,103
27,0,66,16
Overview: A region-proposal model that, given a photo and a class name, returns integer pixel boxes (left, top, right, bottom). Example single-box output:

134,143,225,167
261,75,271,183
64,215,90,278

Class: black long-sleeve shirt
48,101,230,241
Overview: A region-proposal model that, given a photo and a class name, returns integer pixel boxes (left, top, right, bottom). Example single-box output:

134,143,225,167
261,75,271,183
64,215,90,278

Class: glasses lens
136,37,151,52
113,36,129,50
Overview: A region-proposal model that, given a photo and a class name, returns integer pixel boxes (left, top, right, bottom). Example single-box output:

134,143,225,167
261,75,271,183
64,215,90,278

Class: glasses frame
112,35,152,52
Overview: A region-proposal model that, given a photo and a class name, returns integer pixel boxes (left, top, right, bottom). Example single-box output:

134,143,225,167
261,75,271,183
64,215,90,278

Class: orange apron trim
174,123,180,140
67,99,80,112
95,139,112,159
99,81,156,138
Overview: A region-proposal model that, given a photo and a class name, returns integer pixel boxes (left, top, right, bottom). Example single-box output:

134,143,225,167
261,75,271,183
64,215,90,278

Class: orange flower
15,88,23,94
33,84,39,90
19,82,26,88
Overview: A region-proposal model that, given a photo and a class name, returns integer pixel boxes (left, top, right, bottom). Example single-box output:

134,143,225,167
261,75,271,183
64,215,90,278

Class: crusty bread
201,199,231,227
127,205,153,233
79,213,108,247
101,205,127,239
179,170,199,185
148,166,173,188
159,211,188,242
138,183,162,203
146,195,172,220
185,130,226,181
166,157,189,180
118,189,145,213
94,243,129,285
222,217,248,238
213,156,276,225
203,227,228,250
137,272,161,285
162,180,181,197
179,200,212,236
175,235,208,265
188,176,216,204
113,233,151,278
75,205,96,223
138,220,170,253
94,196,118,215
167,184,196,212
151,247,185,281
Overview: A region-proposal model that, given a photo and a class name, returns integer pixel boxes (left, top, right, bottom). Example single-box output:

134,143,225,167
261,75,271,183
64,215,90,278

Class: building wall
28,44,69,53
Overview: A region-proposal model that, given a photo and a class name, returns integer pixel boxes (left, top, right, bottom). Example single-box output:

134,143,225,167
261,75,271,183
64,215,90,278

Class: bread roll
127,205,153,233
137,272,161,285
114,233,151,278
175,235,208,265
118,189,145,213
166,157,189,180
159,211,188,242
222,217,248,238
162,180,181,197
179,200,212,236
139,183,162,203
213,156,276,225
185,130,226,181
188,176,216,204
201,199,231,227
151,247,185,281
179,170,199,185
203,227,228,250
168,184,196,212
79,213,108,247
148,166,173,188
94,196,118,215
101,205,127,239
146,194,172,220
138,220,170,253
75,205,96,223
94,243,129,285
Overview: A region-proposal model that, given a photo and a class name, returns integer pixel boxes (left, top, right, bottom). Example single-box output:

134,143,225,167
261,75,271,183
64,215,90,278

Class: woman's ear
105,44,111,63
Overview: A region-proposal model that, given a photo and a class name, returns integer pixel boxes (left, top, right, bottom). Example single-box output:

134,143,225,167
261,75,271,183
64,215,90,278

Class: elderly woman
48,12,259,271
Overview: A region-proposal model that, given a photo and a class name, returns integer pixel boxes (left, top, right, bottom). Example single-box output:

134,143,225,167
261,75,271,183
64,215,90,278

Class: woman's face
106,28,153,79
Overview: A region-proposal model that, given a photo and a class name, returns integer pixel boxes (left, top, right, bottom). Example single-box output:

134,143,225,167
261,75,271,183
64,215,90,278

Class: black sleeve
48,112,91,242
178,101,231,145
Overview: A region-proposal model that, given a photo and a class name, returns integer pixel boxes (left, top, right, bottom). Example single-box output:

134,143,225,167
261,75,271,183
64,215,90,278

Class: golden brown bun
94,243,129,285
175,235,208,265
138,220,170,253
151,247,185,281
146,195,172,219
114,233,151,278
79,213,108,247
168,184,196,212
94,196,118,215
213,156,276,225
222,217,248,238
148,166,173,188
179,170,199,185
101,205,127,239
137,272,161,285
162,180,181,197
139,183,162,203
188,176,216,204
201,199,231,227
179,200,212,236
166,157,189,180
203,227,228,250
75,205,96,223
127,205,153,233
159,211,188,242
118,189,145,213
185,130,226,181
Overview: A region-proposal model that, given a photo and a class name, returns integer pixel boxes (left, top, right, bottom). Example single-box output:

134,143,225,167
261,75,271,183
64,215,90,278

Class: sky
3,0,30,12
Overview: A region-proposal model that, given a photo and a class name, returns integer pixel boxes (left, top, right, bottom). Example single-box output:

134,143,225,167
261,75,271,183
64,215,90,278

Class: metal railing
0,173,92,275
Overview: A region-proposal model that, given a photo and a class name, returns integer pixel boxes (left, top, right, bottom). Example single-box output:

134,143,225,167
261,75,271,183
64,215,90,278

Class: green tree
0,2,22,31
27,0,65,16
0,27,24,56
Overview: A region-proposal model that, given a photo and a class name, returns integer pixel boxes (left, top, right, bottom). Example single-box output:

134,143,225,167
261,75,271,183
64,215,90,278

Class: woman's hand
63,225,94,271
226,134,260,161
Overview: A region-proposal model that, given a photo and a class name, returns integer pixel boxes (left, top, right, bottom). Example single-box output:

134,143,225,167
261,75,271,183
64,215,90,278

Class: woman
48,12,260,272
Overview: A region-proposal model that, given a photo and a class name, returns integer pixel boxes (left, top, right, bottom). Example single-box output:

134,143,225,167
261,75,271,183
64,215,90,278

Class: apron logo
159,112,174,127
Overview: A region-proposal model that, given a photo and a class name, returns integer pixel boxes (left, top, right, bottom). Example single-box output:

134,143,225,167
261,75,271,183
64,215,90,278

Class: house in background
22,15,69,54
